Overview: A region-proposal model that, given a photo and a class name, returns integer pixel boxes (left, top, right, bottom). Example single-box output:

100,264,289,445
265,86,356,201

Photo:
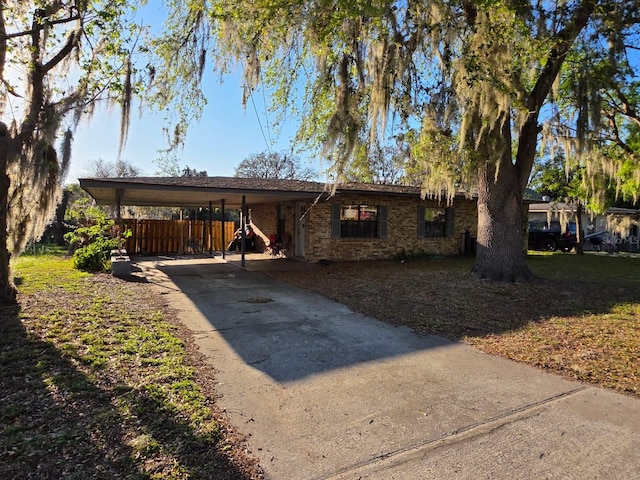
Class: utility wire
242,58,273,154
249,91,272,154
260,79,272,146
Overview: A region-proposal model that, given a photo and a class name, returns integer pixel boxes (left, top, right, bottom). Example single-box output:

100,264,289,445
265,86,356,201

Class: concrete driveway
136,255,640,480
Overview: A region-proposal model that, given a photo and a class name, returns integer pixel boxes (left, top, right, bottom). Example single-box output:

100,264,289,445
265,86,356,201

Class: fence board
123,219,236,255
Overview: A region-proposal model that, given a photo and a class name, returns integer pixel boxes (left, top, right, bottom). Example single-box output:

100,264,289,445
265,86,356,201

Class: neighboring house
528,201,640,251
79,177,479,262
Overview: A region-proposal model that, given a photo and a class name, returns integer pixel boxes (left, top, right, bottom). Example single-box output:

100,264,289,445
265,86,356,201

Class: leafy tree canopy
234,151,317,180
342,143,409,185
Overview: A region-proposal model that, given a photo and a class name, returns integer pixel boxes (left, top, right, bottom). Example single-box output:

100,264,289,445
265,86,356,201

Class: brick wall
307,194,477,262
248,194,478,263
247,204,279,249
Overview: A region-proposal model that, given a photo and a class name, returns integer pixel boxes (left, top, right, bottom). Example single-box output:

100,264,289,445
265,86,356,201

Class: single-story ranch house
80,176,482,263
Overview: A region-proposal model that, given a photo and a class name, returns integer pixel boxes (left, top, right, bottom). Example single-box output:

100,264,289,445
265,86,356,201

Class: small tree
64,216,123,273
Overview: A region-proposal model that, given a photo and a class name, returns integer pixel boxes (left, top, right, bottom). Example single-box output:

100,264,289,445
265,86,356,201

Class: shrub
71,235,118,272
391,246,444,261
64,218,128,273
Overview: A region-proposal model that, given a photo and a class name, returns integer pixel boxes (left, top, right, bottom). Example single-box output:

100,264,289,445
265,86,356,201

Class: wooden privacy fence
122,219,236,255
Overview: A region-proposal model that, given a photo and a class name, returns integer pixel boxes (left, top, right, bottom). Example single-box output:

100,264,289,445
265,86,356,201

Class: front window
340,205,378,238
424,208,446,237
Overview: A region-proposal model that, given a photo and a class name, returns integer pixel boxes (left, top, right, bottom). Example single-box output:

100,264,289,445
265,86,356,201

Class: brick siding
248,194,478,263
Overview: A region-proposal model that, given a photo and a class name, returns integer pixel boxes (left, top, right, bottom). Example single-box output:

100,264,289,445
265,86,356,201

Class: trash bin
461,230,476,256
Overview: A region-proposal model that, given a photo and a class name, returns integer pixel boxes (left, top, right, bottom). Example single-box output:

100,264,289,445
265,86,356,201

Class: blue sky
67,74,308,183
66,3,317,184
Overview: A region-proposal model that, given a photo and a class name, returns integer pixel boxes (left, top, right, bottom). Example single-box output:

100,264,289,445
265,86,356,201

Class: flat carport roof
78,176,331,209
77,176,465,209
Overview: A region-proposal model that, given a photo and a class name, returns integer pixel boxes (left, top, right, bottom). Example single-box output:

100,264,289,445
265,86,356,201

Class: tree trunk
472,161,532,282
0,123,17,305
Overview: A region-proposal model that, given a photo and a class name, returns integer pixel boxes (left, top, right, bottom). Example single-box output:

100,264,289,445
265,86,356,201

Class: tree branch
0,14,80,41
0,1,6,84
1,79,22,98
42,28,81,74
515,0,598,188
528,0,597,112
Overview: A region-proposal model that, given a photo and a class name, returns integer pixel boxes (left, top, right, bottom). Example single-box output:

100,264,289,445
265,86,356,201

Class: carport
79,176,329,266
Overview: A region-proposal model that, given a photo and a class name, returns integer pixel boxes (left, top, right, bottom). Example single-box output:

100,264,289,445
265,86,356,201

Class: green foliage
618,156,640,204
529,154,578,200
64,218,130,273
342,143,408,185
70,236,118,273
64,184,110,226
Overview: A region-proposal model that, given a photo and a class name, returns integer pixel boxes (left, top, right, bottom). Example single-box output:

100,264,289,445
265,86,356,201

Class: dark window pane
359,221,377,237
341,220,359,237
424,208,446,237
339,205,378,238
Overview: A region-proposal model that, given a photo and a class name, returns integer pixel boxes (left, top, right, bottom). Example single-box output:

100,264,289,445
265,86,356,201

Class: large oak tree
152,0,640,281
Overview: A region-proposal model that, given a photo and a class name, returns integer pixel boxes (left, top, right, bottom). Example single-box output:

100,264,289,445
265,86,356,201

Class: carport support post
115,188,124,250
241,195,246,267
208,201,213,256
221,199,226,260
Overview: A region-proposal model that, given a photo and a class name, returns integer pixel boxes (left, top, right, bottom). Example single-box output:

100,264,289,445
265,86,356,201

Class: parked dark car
528,220,577,252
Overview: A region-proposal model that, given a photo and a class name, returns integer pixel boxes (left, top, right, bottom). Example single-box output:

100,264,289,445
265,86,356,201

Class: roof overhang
79,176,481,210
528,201,639,215
79,177,327,209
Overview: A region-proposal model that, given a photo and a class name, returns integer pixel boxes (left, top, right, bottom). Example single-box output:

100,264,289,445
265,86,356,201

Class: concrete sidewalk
135,255,640,480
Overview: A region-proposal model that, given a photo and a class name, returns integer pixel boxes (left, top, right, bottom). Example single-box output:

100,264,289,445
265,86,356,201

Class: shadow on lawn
0,305,256,480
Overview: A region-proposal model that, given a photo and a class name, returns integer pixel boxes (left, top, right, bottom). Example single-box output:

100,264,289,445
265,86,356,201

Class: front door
295,202,306,257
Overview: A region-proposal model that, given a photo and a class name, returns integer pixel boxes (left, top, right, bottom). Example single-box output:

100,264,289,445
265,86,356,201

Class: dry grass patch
266,252,640,397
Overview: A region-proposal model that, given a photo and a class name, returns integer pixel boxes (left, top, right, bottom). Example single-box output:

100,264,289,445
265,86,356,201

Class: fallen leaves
266,255,640,397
